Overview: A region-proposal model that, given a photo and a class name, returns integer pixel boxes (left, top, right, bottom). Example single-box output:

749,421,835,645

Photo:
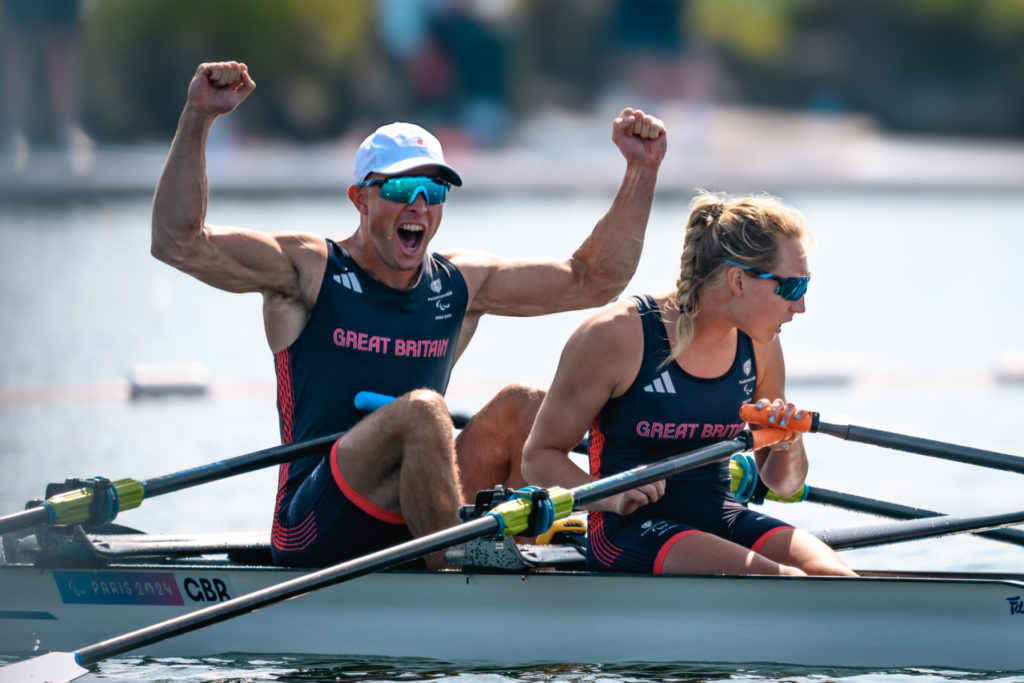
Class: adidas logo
642,370,676,394
333,272,362,293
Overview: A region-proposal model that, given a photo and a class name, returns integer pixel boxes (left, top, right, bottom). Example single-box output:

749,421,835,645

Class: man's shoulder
575,298,643,348
436,247,497,270
267,231,328,252
273,232,328,264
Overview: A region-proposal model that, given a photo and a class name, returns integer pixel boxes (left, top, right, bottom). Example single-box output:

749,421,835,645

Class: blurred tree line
4,0,1024,146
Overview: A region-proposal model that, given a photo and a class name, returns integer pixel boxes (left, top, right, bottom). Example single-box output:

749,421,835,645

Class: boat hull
2,563,1022,670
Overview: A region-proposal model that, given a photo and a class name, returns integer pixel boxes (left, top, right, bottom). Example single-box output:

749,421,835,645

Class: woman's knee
801,556,857,577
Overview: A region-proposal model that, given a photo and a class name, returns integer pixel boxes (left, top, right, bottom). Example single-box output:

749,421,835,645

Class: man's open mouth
398,223,424,252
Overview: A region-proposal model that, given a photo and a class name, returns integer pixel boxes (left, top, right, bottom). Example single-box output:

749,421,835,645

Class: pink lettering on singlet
636,422,741,440
333,328,393,355
341,331,445,358
699,423,744,439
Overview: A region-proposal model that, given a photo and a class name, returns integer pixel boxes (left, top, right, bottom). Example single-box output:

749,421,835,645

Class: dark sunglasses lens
777,278,808,301
380,177,447,204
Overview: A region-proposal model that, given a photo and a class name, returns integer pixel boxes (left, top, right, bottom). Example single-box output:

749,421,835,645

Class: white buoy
995,349,1024,385
129,362,211,399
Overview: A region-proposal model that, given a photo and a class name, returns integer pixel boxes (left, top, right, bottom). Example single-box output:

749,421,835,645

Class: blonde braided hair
670,191,811,358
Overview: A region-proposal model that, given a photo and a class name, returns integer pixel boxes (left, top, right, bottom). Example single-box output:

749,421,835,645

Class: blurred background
3,0,1024,192
7,0,1024,143
1,0,1023,573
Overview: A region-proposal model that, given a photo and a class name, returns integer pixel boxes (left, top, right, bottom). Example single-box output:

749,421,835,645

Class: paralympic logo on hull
53,571,236,605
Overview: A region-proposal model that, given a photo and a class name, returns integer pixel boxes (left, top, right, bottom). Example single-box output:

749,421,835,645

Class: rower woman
522,191,856,576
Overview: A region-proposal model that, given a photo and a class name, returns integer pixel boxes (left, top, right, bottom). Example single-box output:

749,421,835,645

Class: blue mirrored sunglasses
723,259,810,301
357,176,450,205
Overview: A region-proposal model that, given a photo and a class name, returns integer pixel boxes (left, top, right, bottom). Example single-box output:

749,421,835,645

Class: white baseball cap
353,122,462,186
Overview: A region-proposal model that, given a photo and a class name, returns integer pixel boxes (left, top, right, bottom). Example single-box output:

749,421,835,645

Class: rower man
151,60,667,569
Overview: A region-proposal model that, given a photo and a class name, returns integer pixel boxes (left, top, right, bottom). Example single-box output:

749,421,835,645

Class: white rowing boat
1,528,1022,671
2,423,1023,681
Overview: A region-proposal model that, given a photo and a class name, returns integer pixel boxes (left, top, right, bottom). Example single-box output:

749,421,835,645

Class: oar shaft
806,486,1024,547
0,432,347,538
0,506,51,535
816,421,1024,475
75,515,498,666
142,433,342,497
570,435,752,508
816,509,1024,550
738,404,1024,475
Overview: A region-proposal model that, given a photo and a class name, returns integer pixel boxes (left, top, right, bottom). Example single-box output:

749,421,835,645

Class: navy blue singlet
587,295,790,573
271,239,468,564
589,294,755,487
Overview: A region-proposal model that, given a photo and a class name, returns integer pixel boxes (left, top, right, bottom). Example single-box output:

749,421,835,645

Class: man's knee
403,389,444,411
404,388,448,419
491,382,546,431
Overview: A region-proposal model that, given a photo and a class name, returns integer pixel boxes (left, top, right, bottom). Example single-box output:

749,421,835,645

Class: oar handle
353,391,472,430
739,403,819,432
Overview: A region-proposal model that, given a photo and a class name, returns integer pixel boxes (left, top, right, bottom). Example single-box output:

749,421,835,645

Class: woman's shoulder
571,294,662,356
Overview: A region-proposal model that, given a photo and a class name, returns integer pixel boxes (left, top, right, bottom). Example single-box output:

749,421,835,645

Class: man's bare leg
332,389,462,569
455,383,545,502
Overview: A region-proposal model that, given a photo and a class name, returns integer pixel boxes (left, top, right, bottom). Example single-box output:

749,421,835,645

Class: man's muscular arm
151,61,308,299
151,61,327,352
451,108,668,318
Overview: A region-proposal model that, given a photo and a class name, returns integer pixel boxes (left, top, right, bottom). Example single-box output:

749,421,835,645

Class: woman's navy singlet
585,295,789,572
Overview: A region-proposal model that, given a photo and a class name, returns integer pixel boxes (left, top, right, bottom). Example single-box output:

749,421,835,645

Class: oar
813,508,1024,550
0,431,345,536
0,427,787,682
802,486,1024,548
353,391,591,453
739,403,1024,475
0,390,585,537
728,455,1024,548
